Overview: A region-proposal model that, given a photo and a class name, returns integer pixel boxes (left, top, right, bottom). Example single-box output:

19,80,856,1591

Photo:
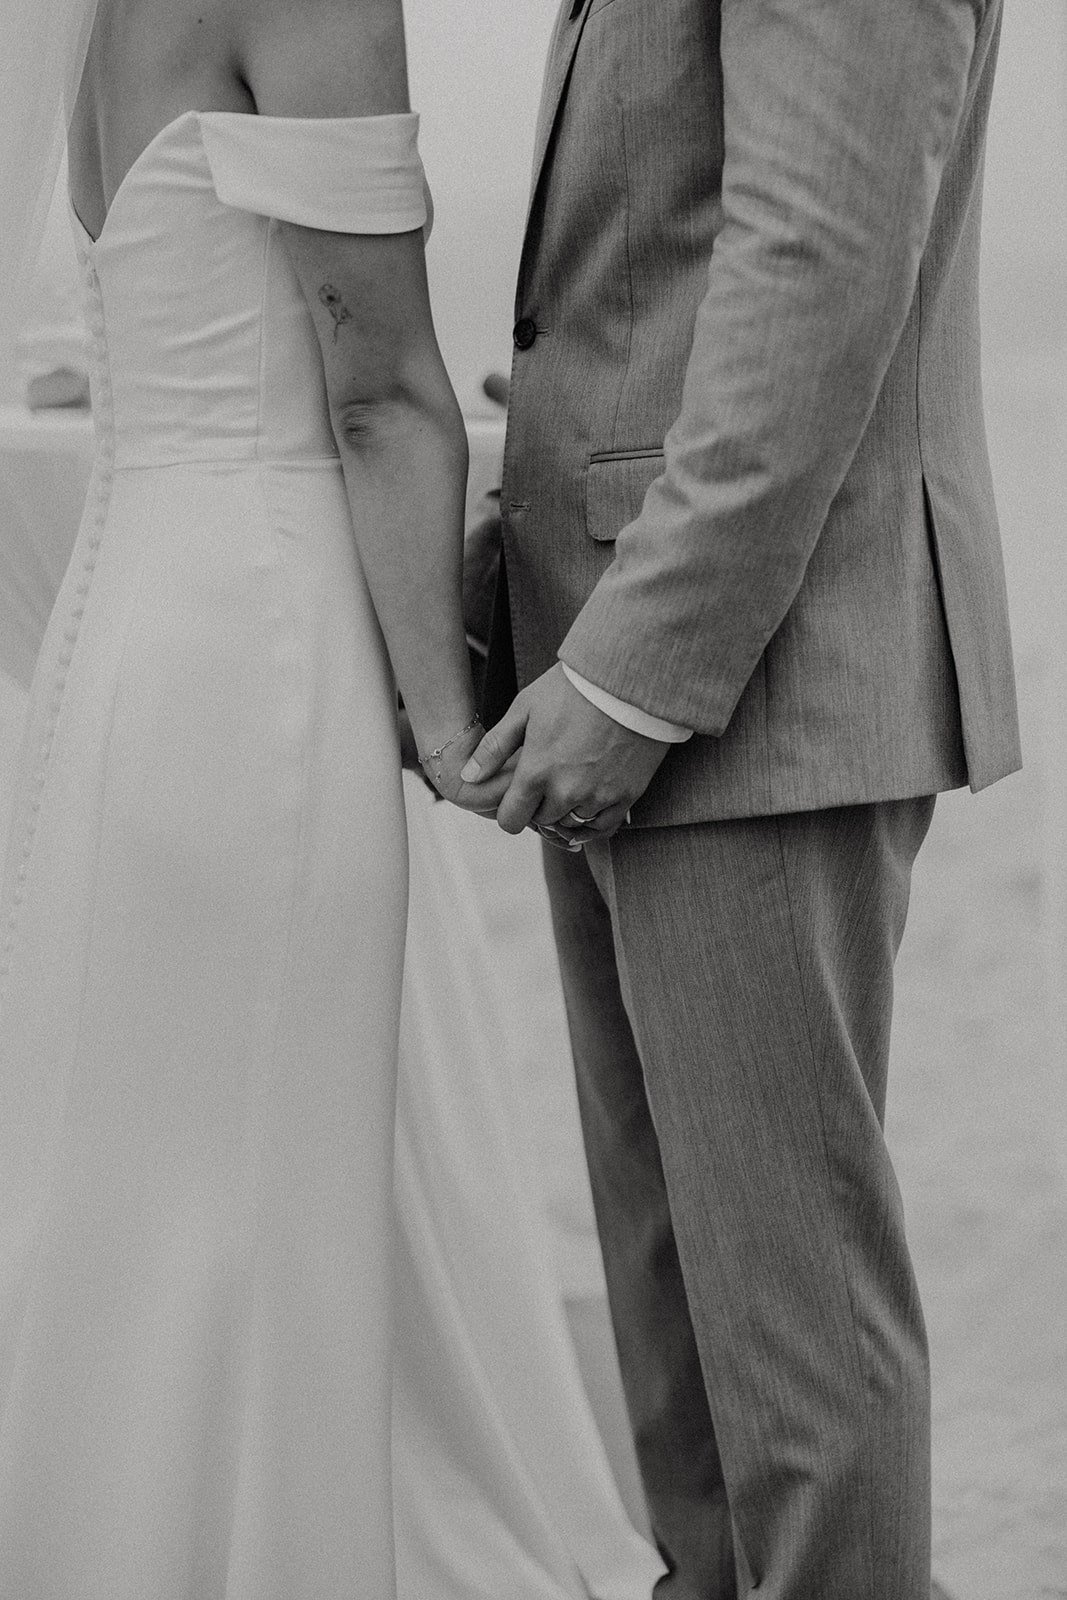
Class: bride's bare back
68,0,409,243
69,0,249,241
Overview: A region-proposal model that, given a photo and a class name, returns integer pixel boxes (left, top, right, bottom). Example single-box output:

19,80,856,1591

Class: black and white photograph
0,1,1063,1596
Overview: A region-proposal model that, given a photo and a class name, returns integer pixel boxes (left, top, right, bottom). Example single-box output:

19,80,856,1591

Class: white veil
0,0,100,353
0,0,100,699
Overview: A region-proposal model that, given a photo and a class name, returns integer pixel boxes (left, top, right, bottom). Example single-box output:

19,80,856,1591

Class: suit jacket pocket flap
585,450,665,542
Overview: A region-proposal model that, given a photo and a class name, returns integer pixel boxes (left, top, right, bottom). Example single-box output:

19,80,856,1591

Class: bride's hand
423,723,518,817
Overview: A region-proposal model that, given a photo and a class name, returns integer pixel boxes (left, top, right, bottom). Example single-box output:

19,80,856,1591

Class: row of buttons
0,257,116,993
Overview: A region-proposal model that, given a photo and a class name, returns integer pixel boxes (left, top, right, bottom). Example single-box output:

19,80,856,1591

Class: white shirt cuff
560,664,693,743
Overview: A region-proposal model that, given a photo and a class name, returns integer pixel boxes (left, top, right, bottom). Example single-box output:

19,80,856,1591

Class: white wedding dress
0,109,662,1600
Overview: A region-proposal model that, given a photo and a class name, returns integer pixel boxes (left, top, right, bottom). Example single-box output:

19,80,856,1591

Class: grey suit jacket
490,0,1021,827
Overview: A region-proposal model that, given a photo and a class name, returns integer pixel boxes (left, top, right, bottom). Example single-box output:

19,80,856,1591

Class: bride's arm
280,219,476,790
231,0,499,806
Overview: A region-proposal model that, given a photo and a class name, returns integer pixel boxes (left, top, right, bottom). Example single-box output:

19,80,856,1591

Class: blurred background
0,2,1064,1596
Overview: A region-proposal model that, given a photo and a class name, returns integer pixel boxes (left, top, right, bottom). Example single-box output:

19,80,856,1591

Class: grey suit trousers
542,797,936,1600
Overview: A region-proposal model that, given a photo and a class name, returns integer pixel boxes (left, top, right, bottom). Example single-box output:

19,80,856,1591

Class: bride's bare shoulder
81,0,248,106
225,0,411,118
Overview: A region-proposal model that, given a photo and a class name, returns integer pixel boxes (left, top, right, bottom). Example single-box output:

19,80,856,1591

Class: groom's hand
460,664,670,839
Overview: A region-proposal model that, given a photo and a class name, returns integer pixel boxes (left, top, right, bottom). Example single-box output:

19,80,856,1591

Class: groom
465,0,1020,1596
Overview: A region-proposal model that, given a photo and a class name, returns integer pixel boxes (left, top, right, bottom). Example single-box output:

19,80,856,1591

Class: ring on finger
563,809,599,828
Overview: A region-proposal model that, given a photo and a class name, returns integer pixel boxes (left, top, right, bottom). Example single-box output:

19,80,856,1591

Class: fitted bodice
70,110,429,469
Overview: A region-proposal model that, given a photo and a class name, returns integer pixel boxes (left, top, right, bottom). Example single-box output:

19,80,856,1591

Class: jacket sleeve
558,0,987,736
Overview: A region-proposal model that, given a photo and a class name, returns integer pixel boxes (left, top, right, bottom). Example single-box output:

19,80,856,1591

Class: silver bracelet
417,715,483,775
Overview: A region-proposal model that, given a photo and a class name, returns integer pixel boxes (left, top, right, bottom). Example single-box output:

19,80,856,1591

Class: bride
0,0,664,1594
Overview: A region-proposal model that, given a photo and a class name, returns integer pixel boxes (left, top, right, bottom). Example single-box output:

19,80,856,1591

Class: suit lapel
527,0,595,214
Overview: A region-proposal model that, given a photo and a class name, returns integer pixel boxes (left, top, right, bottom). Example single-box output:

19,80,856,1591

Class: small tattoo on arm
318,283,352,342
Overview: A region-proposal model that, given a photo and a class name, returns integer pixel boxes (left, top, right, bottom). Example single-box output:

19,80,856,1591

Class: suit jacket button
513,316,538,351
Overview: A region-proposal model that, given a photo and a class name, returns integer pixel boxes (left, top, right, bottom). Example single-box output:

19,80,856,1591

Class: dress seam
222,460,313,1586
59,481,159,1160
254,222,272,460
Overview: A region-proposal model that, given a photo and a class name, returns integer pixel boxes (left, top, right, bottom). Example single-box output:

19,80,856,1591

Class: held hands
459,664,670,845
403,712,517,816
